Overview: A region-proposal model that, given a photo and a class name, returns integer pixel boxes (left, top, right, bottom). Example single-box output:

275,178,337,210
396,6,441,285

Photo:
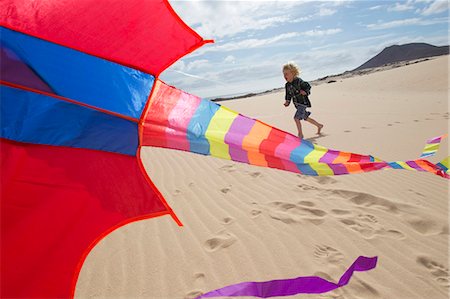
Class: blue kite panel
1,85,138,156
1,27,154,119
187,99,220,155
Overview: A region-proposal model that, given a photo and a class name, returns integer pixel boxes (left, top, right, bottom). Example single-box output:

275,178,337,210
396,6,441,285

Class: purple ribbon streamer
196,256,377,298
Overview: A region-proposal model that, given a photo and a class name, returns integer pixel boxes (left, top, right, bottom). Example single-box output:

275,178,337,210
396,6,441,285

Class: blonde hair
282,62,301,77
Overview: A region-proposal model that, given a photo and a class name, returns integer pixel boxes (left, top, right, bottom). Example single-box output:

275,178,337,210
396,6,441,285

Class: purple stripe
224,115,256,163
326,163,349,175
319,150,340,163
405,160,426,172
427,136,442,144
197,256,377,298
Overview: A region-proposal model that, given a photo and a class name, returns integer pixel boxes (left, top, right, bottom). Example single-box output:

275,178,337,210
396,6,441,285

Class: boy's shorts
294,104,311,120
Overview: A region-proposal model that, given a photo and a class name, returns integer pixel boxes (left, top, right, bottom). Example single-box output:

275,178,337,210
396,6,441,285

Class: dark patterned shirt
285,77,311,107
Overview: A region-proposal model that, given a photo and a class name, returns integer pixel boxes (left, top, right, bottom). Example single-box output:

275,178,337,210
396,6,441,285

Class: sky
160,0,449,98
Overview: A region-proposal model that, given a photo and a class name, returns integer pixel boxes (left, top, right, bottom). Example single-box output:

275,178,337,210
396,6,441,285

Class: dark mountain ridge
354,43,449,71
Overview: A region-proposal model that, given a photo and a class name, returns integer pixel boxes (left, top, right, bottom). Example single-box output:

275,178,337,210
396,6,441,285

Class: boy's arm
284,85,291,106
300,81,311,95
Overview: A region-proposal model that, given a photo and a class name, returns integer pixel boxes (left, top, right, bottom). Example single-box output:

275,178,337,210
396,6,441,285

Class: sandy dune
76,55,449,299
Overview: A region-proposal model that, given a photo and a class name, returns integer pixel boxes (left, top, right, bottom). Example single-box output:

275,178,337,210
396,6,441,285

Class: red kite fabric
1,139,170,298
1,0,207,297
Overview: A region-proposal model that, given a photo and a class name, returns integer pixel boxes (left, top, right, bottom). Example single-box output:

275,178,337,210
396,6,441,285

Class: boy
283,62,323,139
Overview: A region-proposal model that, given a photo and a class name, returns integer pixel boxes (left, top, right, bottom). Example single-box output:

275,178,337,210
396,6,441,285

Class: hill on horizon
354,43,449,71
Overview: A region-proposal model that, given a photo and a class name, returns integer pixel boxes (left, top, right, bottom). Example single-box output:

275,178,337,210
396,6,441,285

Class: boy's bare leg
306,117,324,134
295,118,303,139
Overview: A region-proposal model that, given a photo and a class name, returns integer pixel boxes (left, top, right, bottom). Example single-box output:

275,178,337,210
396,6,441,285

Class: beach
75,55,449,299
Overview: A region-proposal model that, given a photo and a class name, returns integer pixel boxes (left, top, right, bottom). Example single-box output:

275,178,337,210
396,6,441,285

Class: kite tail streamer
141,80,448,179
420,134,447,158
195,256,377,298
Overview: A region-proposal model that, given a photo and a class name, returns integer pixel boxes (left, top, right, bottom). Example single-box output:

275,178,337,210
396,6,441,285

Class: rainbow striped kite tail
420,134,447,158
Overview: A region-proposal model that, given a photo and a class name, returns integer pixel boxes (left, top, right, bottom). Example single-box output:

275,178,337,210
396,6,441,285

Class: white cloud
367,18,421,30
369,5,383,10
421,0,449,15
183,59,209,71
303,28,342,36
388,2,415,12
169,1,305,39
224,55,236,63
318,8,337,16
193,32,301,54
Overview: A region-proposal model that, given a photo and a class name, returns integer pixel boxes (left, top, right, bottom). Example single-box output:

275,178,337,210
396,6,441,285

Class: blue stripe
1,27,154,119
1,85,138,155
388,162,403,169
290,140,315,164
296,163,318,176
187,99,220,155
436,162,448,172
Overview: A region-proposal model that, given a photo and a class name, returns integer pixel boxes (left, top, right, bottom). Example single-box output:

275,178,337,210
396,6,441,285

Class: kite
0,1,448,298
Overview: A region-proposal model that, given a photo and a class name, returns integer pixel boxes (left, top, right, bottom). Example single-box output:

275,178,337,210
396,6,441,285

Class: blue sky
160,0,449,98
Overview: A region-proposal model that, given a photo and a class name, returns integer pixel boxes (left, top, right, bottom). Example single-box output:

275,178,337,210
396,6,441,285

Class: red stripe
348,153,363,162
1,139,169,298
141,83,182,148
260,129,287,170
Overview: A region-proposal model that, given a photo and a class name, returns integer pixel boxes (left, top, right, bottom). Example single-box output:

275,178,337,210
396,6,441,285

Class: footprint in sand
403,214,444,236
298,200,315,207
184,290,203,299
413,119,420,122
330,209,352,217
296,183,319,191
350,279,381,298
219,164,236,172
222,217,234,225
305,176,337,185
331,190,402,214
344,130,351,133
250,209,262,218
340,214,405,239
417,256,450,288
185,273,206,299
266,201,327,224
248,171,262,178
387,123,393,126
220,186,232,194
314,245,344,264
204,231,237,252
312,272,380,298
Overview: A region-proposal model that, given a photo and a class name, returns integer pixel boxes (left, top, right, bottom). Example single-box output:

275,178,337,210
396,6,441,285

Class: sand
75,55,449,299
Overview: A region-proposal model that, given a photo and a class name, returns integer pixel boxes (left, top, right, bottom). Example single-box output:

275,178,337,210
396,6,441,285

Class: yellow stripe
308,162,334,176
395,161,415,171
423,143,439,152
304,143,329,163
440,156,449,168
205,106,238,160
